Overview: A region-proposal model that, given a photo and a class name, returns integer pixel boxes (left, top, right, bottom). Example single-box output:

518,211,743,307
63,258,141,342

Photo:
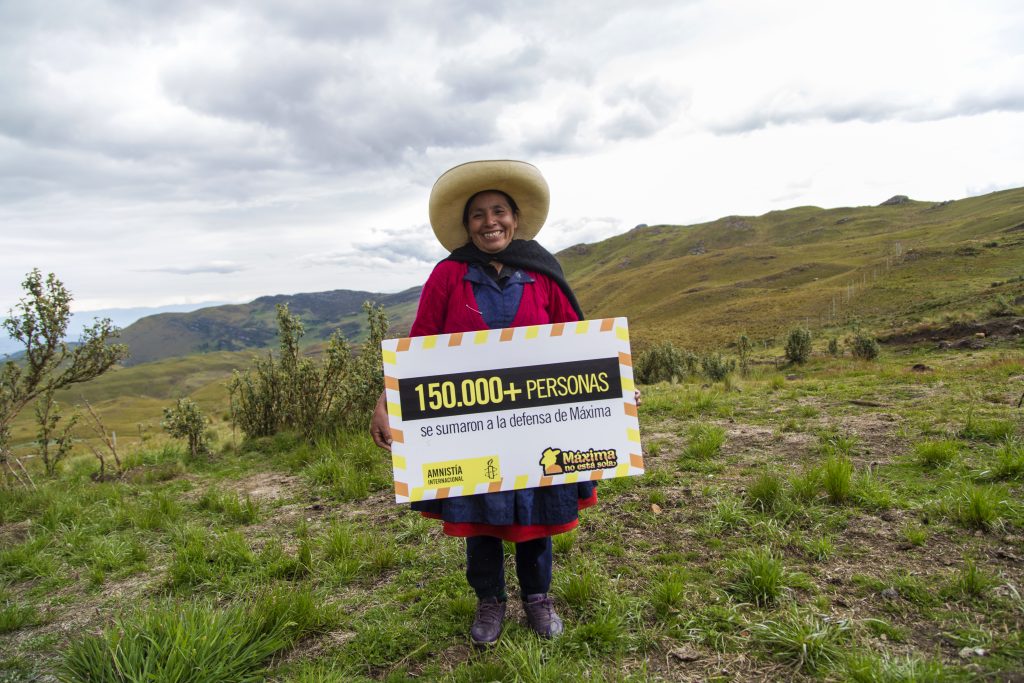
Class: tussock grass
0,598,38,634
822,454,854,504
552,529,576,555
59,588,334,683
752,607,849,674
844,651,953,682
320,521,402,584
960,410,1017,442
0,538,57,583
851,469,895,510
788,466,822,504
706,496,749,533
197,487,261,525
946,557,994,600
727,548,787,606
978,438,1024,481
913,439,960,469
937,482,1011,531
683,424,726,460
902,523,928,547
167,527,255,590
650,569,688,618
555,561,608,612
746,470,785,512
303,434,390,501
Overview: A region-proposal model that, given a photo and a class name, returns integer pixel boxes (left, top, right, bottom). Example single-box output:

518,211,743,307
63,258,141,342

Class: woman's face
465,191,518,253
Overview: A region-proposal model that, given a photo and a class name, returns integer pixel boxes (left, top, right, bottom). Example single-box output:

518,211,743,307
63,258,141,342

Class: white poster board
380,317,643,504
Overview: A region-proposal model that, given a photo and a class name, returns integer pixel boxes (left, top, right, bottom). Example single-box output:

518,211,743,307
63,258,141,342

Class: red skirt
420,489,598,543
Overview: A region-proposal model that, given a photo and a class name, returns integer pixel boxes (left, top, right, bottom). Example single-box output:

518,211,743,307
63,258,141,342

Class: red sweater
408,260,596,542
410,260,580,336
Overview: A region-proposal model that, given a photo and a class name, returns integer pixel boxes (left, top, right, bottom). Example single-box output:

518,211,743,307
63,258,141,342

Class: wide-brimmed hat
428,160,550,252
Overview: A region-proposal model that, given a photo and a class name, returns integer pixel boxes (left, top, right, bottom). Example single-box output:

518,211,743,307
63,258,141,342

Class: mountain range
97,186,1024,365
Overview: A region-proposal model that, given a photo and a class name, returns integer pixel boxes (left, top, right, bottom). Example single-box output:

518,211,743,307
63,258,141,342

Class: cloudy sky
2,0,1023,320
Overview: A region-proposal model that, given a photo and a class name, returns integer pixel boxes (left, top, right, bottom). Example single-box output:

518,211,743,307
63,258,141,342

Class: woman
370,160,595,646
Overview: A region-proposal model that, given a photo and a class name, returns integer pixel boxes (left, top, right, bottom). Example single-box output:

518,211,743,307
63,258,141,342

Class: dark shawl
445,241,585,320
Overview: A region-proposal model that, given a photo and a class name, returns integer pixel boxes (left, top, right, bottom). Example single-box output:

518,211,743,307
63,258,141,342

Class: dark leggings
466,535,552,600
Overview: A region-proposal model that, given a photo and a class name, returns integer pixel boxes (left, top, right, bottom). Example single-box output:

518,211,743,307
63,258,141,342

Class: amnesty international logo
539,447,618,475
422,456,502,489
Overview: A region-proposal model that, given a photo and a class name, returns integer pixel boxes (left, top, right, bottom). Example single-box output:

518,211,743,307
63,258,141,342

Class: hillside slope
560,188,1024,348
119,287,421,365
116,188,1024,363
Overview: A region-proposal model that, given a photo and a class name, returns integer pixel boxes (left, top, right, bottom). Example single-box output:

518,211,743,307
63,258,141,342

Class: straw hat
428,160,550,252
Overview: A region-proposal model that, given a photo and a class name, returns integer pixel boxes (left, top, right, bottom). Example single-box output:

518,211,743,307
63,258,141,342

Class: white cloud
1,0,1022,311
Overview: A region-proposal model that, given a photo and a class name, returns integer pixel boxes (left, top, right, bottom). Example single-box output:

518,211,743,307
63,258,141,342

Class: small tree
1,270,127,483
737,334,752,377
162,398,209,458
35,387,79,476
784,327,812,365
827,337,840,357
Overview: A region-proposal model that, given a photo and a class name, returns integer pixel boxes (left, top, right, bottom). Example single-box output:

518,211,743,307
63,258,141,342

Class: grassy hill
118,287,421,366
560,188,1024,349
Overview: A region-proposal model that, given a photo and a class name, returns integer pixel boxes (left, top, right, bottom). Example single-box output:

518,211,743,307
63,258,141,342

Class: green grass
938,482,1011,531
59,588,335,682
683,423,727,460
196,487,262,524
913,439,959,468
978,438,1024,481
946,557,994,600
746,470,785,513
822,454,854,504
6,324,1024,680
727,548,787,606
752,607,849,673
0,599,38,634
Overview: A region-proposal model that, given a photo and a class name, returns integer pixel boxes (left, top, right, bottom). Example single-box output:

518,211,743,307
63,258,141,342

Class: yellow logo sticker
422,456,501,489
540,447,618,475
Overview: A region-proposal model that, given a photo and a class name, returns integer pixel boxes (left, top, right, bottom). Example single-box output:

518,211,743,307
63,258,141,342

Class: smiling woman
369,160,592,646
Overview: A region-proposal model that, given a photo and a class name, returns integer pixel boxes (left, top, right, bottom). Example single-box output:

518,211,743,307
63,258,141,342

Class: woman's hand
370,392,392,451
634,389,642,407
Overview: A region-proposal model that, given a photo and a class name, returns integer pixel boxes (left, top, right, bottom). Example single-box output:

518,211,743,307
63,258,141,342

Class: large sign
380,318,643,504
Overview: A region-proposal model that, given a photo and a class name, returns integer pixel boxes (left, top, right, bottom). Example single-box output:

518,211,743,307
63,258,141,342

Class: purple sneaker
522,593,563,638
470,597,506,646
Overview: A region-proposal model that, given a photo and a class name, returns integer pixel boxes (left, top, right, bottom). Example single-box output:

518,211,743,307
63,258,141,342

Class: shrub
737,334,752,376
162,398,210,458
849,333,879,360
988,294,1016,317
827,337,839,356
228,302,387,440
635,341,689,384
700,353,736,382
784,327,812,365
